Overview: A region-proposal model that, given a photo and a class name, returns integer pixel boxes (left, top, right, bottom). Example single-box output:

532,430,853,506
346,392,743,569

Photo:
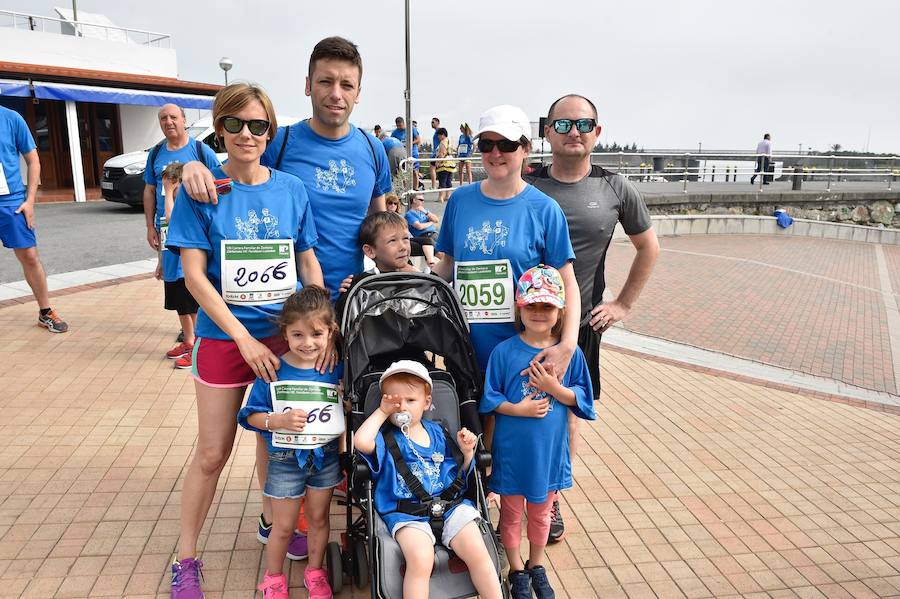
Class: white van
100,115,300,206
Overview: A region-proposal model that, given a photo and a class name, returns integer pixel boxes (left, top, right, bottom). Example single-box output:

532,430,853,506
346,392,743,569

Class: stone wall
643,191,900,229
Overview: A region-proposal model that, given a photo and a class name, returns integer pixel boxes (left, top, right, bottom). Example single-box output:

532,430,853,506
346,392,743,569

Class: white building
0,8,220,202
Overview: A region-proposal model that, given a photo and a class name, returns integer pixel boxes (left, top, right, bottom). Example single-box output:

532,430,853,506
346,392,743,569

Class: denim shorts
263,445,343,499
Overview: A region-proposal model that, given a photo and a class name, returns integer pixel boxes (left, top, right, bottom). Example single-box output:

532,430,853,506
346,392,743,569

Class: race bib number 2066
220,239,297,306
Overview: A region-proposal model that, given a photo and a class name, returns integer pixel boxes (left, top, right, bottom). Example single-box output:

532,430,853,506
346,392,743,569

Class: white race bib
454,259,514,323
270,380,345,449
457,143,469,156
220,239,297,306
0,163,10,196
158,216,168,247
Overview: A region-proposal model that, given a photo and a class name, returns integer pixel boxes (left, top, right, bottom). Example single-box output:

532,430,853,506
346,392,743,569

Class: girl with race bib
457,122,474,186
238,287,343,599
433,105,580,378
165,83,324,599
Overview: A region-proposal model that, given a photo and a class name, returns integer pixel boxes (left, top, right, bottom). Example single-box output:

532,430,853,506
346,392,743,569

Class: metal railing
0,9,172,48
398,151,900,200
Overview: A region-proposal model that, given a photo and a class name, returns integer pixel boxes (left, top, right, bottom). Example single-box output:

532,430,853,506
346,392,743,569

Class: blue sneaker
530,564,555,599
508,569,531,599
256,513,309,560
170,557,204,598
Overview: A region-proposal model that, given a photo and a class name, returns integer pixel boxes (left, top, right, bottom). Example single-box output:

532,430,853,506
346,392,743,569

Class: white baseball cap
379,360,433,388
475,104,531,142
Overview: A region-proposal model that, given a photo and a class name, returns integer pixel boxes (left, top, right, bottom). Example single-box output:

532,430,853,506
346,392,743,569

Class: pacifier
389,411,412,428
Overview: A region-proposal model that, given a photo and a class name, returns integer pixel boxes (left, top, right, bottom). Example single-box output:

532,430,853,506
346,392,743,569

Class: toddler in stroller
337,271,506,599
355,361,502,599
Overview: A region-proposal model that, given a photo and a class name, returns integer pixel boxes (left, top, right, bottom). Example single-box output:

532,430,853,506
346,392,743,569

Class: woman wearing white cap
432,105,580,377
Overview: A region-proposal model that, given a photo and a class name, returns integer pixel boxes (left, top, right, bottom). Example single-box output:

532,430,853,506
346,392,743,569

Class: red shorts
191,335,289,388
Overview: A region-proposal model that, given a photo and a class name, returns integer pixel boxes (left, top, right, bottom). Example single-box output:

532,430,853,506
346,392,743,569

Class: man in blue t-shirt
142,103,220,365
392,116,421,189
0,106,68,333
180,37,391,300
429,116,441,189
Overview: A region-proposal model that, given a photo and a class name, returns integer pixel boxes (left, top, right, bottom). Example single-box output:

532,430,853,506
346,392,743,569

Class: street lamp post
219,57,233,85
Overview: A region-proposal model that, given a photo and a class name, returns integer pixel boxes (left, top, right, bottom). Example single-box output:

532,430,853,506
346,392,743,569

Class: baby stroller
326,271,507,598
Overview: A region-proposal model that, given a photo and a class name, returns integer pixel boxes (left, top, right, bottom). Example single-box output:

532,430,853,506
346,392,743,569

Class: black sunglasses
551,118,597,134
221,116,270,137
477,138,522,153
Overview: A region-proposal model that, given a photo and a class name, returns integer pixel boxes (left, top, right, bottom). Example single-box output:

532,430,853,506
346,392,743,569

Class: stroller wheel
351,538,369,589
325,540,344,593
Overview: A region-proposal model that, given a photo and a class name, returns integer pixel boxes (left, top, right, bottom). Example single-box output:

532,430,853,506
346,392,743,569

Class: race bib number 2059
454,259,514,323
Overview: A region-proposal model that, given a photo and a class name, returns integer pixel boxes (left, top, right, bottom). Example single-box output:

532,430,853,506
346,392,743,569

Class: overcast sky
11,0,900,153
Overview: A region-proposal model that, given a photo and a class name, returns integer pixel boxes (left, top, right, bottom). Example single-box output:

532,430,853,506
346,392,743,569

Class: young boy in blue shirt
355,361,501,599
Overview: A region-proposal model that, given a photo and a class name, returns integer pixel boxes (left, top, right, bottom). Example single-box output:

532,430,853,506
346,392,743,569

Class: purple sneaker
171,558,204,598
257,513,308,560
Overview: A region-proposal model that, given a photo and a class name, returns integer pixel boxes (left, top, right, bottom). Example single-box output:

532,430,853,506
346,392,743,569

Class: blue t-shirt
435,183,575,370
405,208,436,236
361,419,475,533
262,121,392,298
143,139,220,281
165,167,318,340
480,335,595,502
0,106,37,207
381,136,403,152
457,134,473,158
238,361,344,466
431,131,440,158
391,127,420,158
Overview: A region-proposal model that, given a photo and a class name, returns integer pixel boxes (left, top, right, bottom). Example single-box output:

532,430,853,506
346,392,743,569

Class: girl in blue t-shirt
164,83,326,598
457,122,474,186
433,105,581,376
480,265,595,599
238,286,343,599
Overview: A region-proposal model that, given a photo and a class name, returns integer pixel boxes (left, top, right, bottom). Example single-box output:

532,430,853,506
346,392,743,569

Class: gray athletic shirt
525,165,652,321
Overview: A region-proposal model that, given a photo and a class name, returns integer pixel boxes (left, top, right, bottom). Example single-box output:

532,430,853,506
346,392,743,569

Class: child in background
159,161,199,369
354,361,501,599
238,287,343,599
480,265,596,599
457,122,474,186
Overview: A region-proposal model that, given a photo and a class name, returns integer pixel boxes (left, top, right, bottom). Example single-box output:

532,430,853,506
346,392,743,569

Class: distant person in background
404,193,439,266
429,117,441,189
392,116,421,189
379,129,407,180
435,128,455,203
373,124,382,138
458,122,474,186
0,105,68,333
750,133,772,185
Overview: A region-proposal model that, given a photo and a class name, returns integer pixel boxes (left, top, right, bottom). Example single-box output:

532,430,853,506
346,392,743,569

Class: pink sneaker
304,567,333,599
257,571,290,599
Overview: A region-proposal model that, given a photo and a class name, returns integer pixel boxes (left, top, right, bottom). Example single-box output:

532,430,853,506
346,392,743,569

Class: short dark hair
431,117,440,123
436,127,448,137
546,94,599,121
358,211,407,247
764,133,771,139
395,116,404,125
308,36,362,82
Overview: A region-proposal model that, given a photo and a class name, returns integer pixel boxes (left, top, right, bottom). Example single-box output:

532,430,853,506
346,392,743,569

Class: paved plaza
1,232,899,598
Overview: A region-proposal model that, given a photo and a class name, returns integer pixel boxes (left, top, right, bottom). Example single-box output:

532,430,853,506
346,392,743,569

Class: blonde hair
212,82,278,142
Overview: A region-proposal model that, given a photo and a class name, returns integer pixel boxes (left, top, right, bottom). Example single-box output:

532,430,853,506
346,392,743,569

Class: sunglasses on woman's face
551,118,597,134
221,116,270,137
477,138,522,153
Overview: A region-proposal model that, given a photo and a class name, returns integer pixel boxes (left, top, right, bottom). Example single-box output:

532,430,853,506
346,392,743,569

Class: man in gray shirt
526,93,659,542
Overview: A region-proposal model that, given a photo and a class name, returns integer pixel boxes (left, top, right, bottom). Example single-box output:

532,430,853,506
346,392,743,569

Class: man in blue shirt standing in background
392,115,420,190
0,105,68,333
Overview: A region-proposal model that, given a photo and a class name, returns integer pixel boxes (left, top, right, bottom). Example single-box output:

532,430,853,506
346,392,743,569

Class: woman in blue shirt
433,105,581,377
165,83,323,597
457,122,474,186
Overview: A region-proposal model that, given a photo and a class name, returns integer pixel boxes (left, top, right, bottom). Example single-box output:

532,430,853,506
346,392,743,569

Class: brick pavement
605,235,898,395
2,278,900,597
